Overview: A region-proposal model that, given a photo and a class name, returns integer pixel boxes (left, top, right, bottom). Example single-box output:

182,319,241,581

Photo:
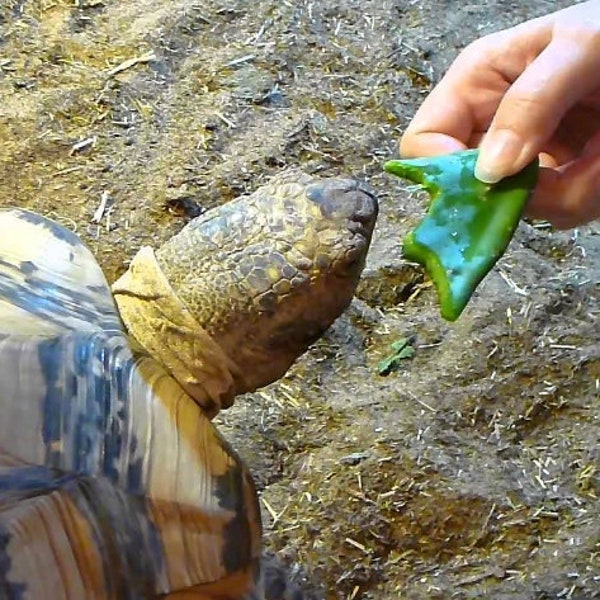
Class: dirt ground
1,0,599,598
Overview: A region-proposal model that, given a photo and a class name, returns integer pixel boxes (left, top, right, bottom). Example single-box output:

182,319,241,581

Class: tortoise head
113,172,378,415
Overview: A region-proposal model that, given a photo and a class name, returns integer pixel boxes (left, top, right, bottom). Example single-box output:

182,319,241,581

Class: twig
69,136,96,156
92,191,111,223
224,54,255,67
106,51,156,78
213,111,236,128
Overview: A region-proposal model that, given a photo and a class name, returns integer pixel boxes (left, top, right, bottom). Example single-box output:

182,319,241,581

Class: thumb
475,35,600,183
526,152,600,229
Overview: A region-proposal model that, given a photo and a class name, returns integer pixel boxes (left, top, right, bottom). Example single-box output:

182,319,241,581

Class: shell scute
0,209,259,597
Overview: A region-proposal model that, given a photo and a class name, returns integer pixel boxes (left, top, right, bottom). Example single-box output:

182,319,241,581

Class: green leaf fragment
384,149,539,321
378,336,415,376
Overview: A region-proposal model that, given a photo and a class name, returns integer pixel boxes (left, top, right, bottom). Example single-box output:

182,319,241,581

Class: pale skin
400,1,600,229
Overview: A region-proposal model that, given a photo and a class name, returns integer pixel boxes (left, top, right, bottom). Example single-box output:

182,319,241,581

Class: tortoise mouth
306,178,379,237
306,178,378,278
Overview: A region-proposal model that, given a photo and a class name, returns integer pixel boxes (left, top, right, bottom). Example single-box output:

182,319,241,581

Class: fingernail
475,130,524,184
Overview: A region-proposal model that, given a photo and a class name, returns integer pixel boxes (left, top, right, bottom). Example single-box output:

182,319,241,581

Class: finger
581,129,600,158
399,85,473,157
476,34,600,183
537,137,580,166
399,131,467,158
525,155,600,229
528,125,600,168
400,39,511,157
538,152,559,169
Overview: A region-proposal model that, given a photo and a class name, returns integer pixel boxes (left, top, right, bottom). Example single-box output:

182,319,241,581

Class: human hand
400,1,600,229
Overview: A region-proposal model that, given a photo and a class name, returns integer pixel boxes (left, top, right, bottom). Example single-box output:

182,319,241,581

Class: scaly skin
113,171,378,415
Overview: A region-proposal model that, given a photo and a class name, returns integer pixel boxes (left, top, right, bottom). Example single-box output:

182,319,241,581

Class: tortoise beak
306,178,379,239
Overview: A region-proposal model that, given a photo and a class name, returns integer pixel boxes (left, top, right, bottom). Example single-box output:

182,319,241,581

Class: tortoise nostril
306,179,379,227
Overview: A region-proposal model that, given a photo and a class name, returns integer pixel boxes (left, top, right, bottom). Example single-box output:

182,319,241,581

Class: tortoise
0,171,378,599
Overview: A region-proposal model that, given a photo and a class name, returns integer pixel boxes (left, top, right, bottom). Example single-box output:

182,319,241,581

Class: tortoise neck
111,246,245,418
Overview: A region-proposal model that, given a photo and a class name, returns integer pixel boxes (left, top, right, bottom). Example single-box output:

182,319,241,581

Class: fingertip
399,131,466,158
474,129,530,184
473,161,503,184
